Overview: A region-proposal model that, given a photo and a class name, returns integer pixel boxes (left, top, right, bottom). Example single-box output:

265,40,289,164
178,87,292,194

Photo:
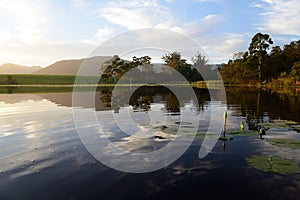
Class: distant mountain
33,56,112,75
0,63,42,74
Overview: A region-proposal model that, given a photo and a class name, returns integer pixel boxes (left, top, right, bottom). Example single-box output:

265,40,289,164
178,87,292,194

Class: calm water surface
0,87,300,200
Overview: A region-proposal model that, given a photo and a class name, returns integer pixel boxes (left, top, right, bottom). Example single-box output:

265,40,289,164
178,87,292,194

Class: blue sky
0,0,299,66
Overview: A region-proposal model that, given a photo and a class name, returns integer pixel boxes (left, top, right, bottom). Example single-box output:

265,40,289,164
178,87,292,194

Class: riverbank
1,74,300,93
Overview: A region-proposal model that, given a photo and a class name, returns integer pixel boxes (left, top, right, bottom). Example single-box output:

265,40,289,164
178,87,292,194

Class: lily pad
267,138,300,149
159,126,178,134
246,154,300,175
154,131,176,140
139,124,179,135
177,131,219,140
227,130,258,137
140,124,220,140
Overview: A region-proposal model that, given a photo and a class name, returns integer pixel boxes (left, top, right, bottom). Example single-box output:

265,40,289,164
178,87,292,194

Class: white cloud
95,27,114,41
82,27,116,45
98,0,171,30
171,14,221,39
249,2,264,8
93,0,224,62
252,0,300,35
199,33,250,63
97,0,221,38
217,33,249,52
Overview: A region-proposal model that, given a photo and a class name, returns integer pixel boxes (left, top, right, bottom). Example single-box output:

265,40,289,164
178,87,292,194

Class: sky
0,0,299,67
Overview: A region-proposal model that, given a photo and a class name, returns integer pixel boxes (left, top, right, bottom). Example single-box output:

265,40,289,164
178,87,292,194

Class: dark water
0,87,300,200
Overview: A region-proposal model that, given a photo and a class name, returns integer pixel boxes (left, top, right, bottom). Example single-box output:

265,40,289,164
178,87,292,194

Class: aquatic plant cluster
143,117,300,175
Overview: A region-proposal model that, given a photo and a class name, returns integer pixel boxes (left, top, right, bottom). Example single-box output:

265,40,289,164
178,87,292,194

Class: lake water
0,87,300,199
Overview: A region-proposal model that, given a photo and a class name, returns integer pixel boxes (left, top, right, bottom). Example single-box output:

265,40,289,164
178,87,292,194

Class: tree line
221,33,300,85
99,52,217,84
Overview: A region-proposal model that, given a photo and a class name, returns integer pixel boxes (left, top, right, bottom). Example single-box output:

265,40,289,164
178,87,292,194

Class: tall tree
191,52,208,68
247,33,273,82
100,55,152,83
191,52,212,81
162,52,194,82
162,52,187,70
101,55,125,83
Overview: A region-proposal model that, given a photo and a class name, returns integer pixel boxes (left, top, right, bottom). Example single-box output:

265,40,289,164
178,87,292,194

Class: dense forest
220,33,300,85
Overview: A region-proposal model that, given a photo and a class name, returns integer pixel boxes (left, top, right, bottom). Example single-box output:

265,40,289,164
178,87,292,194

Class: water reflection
1,87,300,129
226,87,300,130
99,86,210,114
0,99,78,178
0,87,300,199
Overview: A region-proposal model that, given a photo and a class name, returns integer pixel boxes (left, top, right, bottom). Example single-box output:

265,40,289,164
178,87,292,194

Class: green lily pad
267,138,300,149
176,131,219,140
246,155,300,175
227,130,258,136
159,126,178,134
140,123,220,139
139,124,179,135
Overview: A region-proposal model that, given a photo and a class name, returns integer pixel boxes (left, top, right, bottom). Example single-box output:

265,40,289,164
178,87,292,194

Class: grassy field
0,86,74,93
0,85,114,93
0,74,98,85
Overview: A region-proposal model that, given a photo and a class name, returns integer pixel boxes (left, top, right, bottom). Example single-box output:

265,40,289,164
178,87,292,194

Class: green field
0,74,220,94
0,74,215,87
0,74,99,85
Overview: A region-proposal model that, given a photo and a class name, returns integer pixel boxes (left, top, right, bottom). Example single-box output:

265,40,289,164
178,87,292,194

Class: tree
192,52,208,68
100,55,152,83
220,58,256,84
191,52,213,81
282,40,300,73
247,33,273,82
5,75,16,84
233,52,245,60
265,46,284,80
132,56,151,65
290,61,300,83
220,33,300,85
162,52,187,70
162,52,194,82
100,55,125,83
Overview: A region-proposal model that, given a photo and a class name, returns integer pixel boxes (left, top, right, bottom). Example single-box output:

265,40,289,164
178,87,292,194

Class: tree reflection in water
226,87,300,130
98,86,210,114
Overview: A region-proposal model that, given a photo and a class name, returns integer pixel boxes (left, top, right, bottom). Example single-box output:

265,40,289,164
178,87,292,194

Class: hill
33,56,111,75
0,63,41,74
